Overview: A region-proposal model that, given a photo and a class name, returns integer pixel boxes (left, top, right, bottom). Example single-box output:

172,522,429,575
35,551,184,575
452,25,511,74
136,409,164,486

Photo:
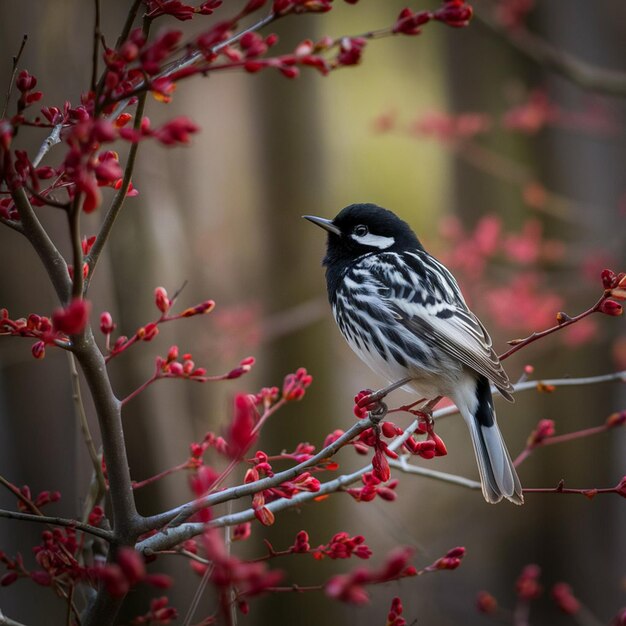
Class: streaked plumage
305,203,523,504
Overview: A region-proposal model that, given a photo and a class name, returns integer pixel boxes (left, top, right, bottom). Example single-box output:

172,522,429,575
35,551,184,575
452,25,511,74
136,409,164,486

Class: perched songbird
304,203,523,504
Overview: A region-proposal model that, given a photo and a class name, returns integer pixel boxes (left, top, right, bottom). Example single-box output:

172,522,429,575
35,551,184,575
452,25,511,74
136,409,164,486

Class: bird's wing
371,251,514,401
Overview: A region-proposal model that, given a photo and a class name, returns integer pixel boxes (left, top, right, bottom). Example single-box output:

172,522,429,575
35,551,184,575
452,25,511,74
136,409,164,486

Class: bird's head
304,203,422,266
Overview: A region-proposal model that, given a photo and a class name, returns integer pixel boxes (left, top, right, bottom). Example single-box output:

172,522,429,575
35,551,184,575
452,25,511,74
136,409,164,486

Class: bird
304,203,523,505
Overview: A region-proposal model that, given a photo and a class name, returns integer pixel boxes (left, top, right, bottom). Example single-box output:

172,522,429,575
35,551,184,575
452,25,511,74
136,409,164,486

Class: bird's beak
303,215,341,236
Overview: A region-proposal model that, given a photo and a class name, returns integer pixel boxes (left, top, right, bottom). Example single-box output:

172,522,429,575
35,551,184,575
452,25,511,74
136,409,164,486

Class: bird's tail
455,375,523,505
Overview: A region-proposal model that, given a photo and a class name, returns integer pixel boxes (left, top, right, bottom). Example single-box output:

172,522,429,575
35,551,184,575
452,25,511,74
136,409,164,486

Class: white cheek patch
351,233,396,249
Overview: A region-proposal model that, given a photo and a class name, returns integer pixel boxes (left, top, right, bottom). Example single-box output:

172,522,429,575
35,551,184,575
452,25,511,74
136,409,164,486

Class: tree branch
0,609,29,626
473,0,626,97
10,186,72,303
72,329,139,541
137,369,626,552
0,508,112,542
67,353,107,503
1,34,28,119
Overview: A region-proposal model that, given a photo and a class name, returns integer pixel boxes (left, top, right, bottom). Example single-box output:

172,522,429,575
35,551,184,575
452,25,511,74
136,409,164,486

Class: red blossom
386,596,406,626
432,0,473,28
52,298,91,335
325,546,415,604
282,367,313,401
600,299,623,316
292,530,311,553
154,116,200,145
226,394,258,460
527,418,555,447
100,311,115,335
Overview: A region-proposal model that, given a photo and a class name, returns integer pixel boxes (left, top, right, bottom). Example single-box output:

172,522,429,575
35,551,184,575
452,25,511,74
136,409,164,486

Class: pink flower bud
254,505,275,526
600,299,623,316
601,268,617,289
154,287,171,313
31,341,46,360
181,300,215,317
16,70,37,92
100,311,115,335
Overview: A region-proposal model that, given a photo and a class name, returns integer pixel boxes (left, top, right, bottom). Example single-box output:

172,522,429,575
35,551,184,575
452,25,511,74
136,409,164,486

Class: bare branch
32,123,62,168
67,353,107,502
473,0,626,97
1,34,28,119
91,0,101,94
0,608,29,626
389,457,481,490
0,508,112,542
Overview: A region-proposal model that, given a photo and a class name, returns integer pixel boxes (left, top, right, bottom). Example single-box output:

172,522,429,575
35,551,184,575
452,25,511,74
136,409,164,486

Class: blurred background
0,0,625,624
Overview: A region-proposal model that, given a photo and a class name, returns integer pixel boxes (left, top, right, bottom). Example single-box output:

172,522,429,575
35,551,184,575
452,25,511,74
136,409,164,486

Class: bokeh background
1,1,625,624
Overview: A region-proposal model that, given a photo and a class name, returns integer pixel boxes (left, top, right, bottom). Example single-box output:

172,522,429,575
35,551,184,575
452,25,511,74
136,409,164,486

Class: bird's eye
354,225,369,237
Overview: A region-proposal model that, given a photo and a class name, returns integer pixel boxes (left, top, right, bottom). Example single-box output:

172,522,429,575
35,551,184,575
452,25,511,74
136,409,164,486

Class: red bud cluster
325,546,416,604
0,306,87,360
599,268,626,316
393,0,472,36
312,532,372,561
282,367,313,401
386,596,406,626
345,471,399,503
527,418,555,447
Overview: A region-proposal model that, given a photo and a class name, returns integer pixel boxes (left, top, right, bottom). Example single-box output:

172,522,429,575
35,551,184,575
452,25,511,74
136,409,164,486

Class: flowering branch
500,271,625,361
137,368,625,553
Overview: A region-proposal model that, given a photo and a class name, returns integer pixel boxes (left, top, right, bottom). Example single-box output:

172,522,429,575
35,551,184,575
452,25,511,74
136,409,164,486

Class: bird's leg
356,377,412,425
413,396,443,429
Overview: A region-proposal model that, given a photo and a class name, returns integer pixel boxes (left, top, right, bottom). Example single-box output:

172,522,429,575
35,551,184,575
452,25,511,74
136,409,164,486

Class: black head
304,203,423,267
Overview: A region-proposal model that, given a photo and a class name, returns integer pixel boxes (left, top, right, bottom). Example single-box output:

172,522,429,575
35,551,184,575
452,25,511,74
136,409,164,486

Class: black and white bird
304,203,523,505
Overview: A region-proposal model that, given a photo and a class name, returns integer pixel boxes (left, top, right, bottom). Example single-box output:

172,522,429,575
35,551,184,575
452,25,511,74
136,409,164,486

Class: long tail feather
455,375,523,505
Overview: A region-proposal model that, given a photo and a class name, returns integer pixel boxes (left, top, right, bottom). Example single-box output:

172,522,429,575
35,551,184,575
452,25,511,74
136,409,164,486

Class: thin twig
0,509,109,542
473,0,626,97
499,295,605,361
1,34,28,119
389,456,481,490
84,15,152,292
91,0,101,94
